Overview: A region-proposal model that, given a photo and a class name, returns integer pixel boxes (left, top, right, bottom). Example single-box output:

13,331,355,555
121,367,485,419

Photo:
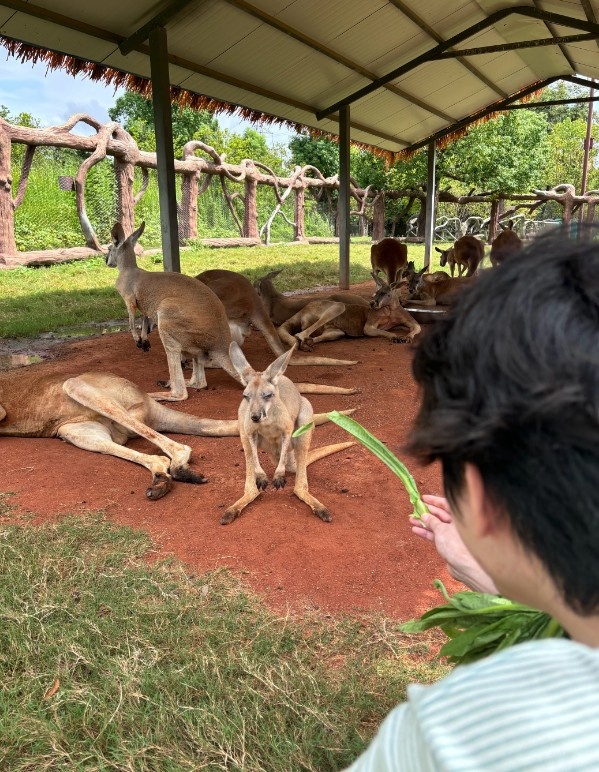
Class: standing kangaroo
220,343,354,525
106,221,242,401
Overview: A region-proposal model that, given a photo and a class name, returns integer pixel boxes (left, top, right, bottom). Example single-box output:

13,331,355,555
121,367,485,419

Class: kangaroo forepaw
255,474,269,491
391,336,410,344
314,506,332,523
157,379,171,388
141,339,151,352
272,474,287,490
296,336,314,352
220,508,239,525
171,467,208,485
146,473,173,500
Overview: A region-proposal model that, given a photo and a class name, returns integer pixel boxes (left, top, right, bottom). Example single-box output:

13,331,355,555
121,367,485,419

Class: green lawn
0,241,448,339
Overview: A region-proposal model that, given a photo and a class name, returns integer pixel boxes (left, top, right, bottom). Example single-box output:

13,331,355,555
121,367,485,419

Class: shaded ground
0,303,462,621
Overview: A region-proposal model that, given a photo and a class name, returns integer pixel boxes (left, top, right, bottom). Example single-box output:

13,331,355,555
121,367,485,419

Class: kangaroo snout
250,411,264,423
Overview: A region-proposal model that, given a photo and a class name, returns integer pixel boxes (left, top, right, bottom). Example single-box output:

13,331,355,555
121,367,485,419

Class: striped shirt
345,639,599,771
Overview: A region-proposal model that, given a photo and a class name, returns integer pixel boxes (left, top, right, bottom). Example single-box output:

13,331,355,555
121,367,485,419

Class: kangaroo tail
307,441,355,465
296,383,358,395
313,408,355,426
288,355,358,366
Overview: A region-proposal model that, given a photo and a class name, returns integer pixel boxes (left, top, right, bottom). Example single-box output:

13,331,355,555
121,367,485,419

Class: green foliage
545,117,599,191
224,127,288,173
441,110,550,193
289,133,339,178
401,580,564,665
537,81,591,126
108,91,224,157
0,511,447,769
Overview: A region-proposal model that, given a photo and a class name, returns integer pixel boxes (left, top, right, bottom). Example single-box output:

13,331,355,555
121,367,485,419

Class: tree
544,117,598,192
108,91,224,156
223,128,287,174
440,110,550,194
289,133,339,177
537,81,591,127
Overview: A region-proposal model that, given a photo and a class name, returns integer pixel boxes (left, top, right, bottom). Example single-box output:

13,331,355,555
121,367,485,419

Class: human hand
410,494,498,595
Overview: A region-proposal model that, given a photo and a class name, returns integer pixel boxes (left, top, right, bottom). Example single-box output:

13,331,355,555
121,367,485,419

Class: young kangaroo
220,343,354,525
106,221,242,401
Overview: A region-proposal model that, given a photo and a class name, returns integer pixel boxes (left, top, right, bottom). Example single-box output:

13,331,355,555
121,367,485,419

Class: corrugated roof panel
0,14,116,61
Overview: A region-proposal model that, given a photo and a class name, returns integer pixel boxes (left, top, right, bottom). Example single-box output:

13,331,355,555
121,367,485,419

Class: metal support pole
149,25,181,272
580,81,595,231
423,140,436,270
338,104,351,289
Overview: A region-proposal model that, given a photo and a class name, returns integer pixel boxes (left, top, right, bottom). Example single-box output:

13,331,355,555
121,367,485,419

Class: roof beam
222,0,456,122
433,34,598,59
579,0,599,50
387,0,507,98
316,5,599,120
119,0,197,55
532,0,577,71
398,76,561,156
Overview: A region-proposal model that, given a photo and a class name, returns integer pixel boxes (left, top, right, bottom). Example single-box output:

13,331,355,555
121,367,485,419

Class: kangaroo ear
128,221,146,248
111,222,126,246
263,269,283,281
229,341,255,385
264,344,296,384
371,270,384,286
434,247,443,254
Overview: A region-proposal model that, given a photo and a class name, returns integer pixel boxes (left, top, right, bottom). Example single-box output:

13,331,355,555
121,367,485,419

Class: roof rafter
119,0,198,55
316,5,599,120
222,0,456,122
0,0,408,147
387,0,507,97
532,0,577,71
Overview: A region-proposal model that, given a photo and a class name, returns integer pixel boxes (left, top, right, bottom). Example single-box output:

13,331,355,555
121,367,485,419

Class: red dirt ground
0,320,463,621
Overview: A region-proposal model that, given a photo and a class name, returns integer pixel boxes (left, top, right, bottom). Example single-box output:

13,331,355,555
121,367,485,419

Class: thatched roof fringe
0,36,394,162
393,86,546,162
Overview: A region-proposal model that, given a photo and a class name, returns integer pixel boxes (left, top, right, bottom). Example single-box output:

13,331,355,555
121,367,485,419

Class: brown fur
409,274,475,306
221,344,354,525
435,236,484,278
370,237,408,285
490,221,523,266
254,269,370,327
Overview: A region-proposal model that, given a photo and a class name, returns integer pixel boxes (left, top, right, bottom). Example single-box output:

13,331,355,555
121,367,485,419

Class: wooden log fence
0,114,597,258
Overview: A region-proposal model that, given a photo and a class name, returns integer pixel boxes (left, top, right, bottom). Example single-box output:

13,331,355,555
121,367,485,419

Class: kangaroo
220,343,354,525
253,269,370,327
106,221,243,401
106,223,356,400
195,269,356,367
490,220,523,266
0,369,352,501
409,274,474,306
370,237,408,285
435,235,484,278
277,277,421,349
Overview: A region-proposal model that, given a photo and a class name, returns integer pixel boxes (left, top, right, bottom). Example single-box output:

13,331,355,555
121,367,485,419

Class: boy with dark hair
346,233,599,770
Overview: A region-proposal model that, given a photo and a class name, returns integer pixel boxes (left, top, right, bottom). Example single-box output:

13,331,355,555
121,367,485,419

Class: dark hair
408,229,599,614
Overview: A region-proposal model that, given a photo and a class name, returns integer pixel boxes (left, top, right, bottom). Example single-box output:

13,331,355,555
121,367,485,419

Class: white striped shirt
345,639,599,771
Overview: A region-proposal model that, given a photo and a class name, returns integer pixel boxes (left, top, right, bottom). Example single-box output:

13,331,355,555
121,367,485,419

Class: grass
0,241,449,339
0,498,449,770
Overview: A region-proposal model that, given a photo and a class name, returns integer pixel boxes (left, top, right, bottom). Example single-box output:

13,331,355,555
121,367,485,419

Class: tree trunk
488,199,500,243
180,171,199,241
372,194,385,241
0,126,16,256
243,176,259,239
294,186,306,241
114,158,135,236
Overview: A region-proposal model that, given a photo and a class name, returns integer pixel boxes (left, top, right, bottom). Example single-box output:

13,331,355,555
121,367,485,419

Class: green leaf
325,411,429,520
292,421,314,437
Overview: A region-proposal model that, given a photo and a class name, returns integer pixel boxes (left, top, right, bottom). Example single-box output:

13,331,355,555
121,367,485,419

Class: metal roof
0,0,598,155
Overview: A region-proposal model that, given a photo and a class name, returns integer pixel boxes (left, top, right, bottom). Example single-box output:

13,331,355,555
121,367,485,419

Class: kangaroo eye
262,392,273,400
243,393,250,400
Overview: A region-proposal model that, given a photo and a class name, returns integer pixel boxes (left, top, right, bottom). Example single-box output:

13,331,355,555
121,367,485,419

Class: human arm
410,494,498,595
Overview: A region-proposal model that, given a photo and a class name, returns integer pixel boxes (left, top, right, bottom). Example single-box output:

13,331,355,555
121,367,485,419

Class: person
345,231,599,771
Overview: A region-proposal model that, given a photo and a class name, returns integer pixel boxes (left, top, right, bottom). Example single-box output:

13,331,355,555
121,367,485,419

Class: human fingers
410,523,435,542
422,495,453,522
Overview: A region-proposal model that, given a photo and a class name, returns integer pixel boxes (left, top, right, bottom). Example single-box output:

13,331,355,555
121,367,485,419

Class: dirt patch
0,317,462,620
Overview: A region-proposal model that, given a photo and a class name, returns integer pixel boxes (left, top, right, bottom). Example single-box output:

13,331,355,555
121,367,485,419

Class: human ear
464,463,500,537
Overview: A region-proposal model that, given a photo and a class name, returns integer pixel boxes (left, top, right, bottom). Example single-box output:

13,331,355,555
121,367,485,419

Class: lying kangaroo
106,221,242,401
0,369,237,500
277,277,421,349
0,369,351,501
107,223,355,400
409,273,474,306
195,268,356,367
221,343,354,525
254,269,370,326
